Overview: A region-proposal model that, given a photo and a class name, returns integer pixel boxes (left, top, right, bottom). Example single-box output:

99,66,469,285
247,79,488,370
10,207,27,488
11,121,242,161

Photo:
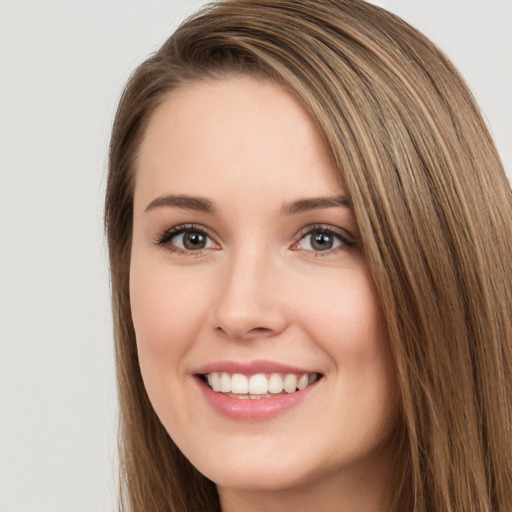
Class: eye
294,226,353,253
173,230,212,250
156,224,219,253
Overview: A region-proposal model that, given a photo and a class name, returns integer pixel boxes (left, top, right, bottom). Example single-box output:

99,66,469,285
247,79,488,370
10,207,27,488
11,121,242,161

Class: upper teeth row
206,372,318,395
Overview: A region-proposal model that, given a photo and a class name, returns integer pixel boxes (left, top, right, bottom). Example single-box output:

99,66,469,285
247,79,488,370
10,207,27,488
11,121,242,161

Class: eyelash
293,224,356,256
154,223,356,256
154,224,217,256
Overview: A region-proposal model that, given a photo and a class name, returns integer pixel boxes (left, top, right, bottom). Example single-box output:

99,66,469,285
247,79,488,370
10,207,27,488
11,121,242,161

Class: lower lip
195,376,319,421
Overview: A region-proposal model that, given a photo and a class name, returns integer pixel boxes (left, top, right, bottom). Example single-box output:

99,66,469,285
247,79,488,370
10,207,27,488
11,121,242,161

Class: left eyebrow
281,195,351,215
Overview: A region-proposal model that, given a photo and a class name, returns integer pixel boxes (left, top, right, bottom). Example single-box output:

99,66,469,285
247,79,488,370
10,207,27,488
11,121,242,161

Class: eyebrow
281,195,351,215
144,193,351,216
144,195,217,214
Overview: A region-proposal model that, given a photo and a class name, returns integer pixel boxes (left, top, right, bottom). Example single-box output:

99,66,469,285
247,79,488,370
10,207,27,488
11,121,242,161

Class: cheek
129,258,215,433
296,269,397,418
297,267,385,357
129,259,207,372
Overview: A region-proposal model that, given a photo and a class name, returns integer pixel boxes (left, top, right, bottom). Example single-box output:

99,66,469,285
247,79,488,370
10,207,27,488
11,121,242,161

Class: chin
177,434,315,491
201,461,319,493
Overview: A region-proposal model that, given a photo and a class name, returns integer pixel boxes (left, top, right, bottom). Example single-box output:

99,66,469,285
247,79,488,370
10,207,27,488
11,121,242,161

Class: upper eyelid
155,222,356,248
296,224,355,242
165,223,211,235
155,223,215,245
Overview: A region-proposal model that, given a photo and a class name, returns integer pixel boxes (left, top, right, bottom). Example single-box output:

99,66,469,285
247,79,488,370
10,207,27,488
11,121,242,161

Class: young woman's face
130,76,398,505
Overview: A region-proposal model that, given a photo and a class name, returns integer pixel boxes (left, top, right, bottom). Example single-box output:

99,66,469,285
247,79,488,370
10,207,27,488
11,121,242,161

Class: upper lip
195,359,320,375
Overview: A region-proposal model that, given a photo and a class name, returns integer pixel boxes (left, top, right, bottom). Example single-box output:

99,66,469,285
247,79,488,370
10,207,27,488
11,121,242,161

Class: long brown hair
105,1,512,510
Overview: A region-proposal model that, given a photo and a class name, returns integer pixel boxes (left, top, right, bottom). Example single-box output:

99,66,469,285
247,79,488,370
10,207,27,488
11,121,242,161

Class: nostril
214,324,277,340
248,327,273,334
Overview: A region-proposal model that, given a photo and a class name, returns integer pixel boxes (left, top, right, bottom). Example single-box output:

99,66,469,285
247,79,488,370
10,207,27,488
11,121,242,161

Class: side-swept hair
105,1,512,510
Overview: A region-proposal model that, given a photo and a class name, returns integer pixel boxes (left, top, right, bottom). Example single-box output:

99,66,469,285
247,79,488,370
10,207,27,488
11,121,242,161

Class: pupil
312,231,332,251
183,231,206,250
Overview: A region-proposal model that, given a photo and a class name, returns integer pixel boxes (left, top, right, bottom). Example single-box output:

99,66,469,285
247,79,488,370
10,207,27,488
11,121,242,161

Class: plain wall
0,2,510,511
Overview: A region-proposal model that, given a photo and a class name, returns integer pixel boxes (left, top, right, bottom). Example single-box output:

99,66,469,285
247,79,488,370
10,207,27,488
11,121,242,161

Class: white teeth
205,371,319,397
297,373,309,390
283,373,298,393
210,372,221,392
248,374,269,395
268,373,284,394
220,372,231,393
231,373,249,394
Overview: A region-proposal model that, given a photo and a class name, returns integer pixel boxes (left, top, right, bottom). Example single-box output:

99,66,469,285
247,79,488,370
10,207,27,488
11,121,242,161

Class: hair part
105,1,512,510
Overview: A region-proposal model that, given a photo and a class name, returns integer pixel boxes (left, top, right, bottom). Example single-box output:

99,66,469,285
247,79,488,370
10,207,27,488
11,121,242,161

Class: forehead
134,75,343,213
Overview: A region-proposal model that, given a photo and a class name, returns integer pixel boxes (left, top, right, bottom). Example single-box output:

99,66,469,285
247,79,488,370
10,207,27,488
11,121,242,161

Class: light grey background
0,2,510,511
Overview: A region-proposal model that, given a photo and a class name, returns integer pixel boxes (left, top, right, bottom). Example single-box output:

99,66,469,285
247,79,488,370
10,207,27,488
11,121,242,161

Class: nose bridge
212,242,286,339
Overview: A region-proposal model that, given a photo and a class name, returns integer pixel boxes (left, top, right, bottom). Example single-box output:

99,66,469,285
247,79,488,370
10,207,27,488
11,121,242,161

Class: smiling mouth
201,372,321,399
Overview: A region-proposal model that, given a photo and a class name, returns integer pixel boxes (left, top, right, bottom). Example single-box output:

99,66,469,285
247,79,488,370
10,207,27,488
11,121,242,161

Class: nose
210,248,289,341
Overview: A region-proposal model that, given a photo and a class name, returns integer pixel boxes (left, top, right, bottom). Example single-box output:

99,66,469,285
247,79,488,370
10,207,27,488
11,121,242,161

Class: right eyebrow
144,194,217,214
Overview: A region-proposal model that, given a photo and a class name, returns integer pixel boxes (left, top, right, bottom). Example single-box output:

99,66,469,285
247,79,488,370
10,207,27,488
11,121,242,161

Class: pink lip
193,360,321,421
195,359,316,375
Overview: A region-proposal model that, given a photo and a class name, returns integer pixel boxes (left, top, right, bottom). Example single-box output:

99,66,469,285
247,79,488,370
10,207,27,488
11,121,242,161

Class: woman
105,0,512,510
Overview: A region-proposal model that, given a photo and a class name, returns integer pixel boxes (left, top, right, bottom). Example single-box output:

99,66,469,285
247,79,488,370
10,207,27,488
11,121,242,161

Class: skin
130,75,398,512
